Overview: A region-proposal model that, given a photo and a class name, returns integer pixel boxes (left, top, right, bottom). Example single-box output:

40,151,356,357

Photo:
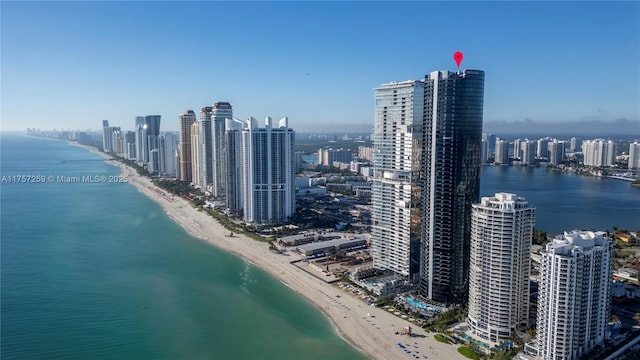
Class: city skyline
2,2,639,134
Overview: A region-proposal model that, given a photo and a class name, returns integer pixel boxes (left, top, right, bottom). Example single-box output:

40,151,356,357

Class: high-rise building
480,139,489,163
419,69,484,303
199,106,214,192
144,115,161,166
110,127,122,156
242,116,295,224
191,121,201,187
629,141,640,169
583,139,616,167
467,193,534,342
135,116,147,164
533,231,612,360
102,120,112,152
317,148,355,166
124,131,136,160
495,139,510,165
358,146,374,162
371,69,484,302
212,102,233,198
158,133,177,177
178,110,197,182
547,140,565,165
371,79,424,280
513,138,523,160
570,137,582,152
144,115,161,138
537,138,550,159
521,140,536,165
148,149,160,174
482,133,496,153
225,118,245,214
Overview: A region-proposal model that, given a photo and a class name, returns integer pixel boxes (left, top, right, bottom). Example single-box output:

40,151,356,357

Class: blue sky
2,1,639,134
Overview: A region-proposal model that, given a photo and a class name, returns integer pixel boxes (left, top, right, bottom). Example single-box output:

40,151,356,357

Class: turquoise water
403,297,435,311
459,333,489,348
1,133,365,360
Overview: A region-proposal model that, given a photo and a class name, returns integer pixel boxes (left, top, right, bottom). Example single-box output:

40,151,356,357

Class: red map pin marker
453,51,464,68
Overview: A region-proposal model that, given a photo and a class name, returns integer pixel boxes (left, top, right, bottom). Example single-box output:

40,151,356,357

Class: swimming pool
404,296,437,311
460,333,490,348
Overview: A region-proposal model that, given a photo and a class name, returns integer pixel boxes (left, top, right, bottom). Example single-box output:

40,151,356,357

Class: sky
2,1,639,135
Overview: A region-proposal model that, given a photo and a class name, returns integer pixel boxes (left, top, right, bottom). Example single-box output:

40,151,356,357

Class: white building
628,141,640,169
467,193,534,342
533,230,613,360
521,140,536,165
513,138,523,160
134,116,147,165
495,139,510,164
242,116,295,224
547,140,565,165
371,79,424,280
537,138,550,159
583,139,616,167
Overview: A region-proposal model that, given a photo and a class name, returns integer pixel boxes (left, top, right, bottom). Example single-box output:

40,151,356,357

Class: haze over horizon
2,2,638,135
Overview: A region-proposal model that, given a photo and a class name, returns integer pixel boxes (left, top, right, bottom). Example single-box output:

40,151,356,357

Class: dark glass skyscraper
212,102,233,198
199,106,214,190
419,70,484,303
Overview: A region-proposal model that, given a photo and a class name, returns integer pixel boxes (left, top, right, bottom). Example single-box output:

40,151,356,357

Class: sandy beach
76,143,465,360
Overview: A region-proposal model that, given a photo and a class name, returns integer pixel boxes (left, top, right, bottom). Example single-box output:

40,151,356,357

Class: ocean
1,134,638,359
0,133,365,360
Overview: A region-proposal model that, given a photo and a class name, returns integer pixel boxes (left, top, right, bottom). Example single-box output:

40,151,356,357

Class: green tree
533,229,548,245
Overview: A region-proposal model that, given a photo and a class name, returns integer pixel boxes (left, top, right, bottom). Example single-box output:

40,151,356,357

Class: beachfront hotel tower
467,193,534,342
371,79,425,281
178,110,197,182
530,231,613,360
212,102,233,198
419,69,484,304
241,116,295,224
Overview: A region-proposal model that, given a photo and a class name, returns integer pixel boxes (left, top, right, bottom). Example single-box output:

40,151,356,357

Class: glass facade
371,81,424,281
420,70,484,303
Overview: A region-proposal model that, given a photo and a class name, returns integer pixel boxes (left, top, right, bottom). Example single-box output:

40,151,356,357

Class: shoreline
71,142,464,360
